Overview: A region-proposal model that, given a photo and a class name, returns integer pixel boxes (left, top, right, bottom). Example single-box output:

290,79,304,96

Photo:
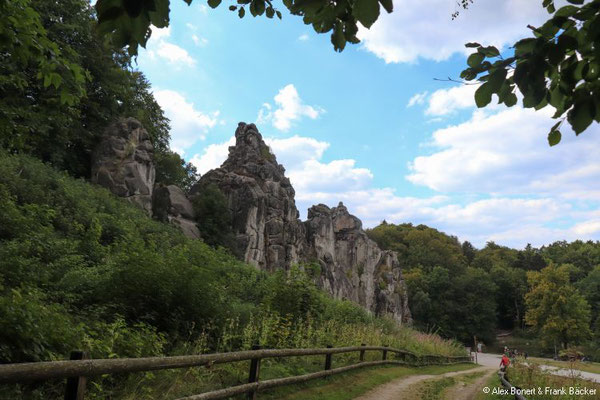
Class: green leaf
331,22,345,52
566,0,584,4
487,68,508,93
460,68,477,81
584,62,599,81
266,6,274,18
479,46,500,57
238,6,245,17
275,10,282,19
567,99,594,134
504,92,518,107
475,82,493,108
353,0,380,28
378,0,393,13
555,5,578,18
465,42,481,48
229,5,237,10
514,38,537,56
467,53,485,67
207,0,222,8
250,0,265,16
548,129,561,146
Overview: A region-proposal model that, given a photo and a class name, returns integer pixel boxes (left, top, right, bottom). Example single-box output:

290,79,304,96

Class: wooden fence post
359,343,366,362
64,351,88,400
382,345,388,361
247,345,261,400
324,345,332,371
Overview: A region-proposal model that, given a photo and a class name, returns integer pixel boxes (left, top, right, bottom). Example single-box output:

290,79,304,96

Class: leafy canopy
525,264,592,349
460,0,600,146
94,0,393,55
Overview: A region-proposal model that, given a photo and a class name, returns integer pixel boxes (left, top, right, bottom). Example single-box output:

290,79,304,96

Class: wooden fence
0,344,472,400
498,370,527,400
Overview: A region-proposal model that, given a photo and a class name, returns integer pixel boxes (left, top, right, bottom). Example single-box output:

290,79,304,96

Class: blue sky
134,0,600,248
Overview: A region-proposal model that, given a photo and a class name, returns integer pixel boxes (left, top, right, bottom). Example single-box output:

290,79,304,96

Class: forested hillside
0,1,464,398
1,0,196,188
367,222,600,359
0,152,464,398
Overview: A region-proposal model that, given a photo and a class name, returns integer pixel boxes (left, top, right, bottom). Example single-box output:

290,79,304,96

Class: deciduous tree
525,264,591,349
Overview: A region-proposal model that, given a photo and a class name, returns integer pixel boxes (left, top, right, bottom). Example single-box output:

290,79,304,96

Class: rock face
153,184,201,239
192,123,307,271
192,122,411,324
305,203,411,323
91,118,155,214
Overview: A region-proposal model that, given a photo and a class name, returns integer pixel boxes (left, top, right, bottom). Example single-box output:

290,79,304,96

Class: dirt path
442,368,495,400
353,366,493,400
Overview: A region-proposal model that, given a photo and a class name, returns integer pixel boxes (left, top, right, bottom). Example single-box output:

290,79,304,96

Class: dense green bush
191,183,235,250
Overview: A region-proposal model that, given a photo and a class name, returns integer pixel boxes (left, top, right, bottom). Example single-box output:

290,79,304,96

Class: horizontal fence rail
498,370,528,400
0,344,472,399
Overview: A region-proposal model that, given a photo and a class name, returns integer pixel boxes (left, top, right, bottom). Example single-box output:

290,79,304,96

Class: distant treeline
367,222,600,358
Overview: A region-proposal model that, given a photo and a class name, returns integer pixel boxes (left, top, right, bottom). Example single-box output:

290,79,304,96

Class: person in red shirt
500,354,510,372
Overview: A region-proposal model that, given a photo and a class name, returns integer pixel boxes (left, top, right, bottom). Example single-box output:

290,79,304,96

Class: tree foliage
460,0,600,145
191,183,235,250
525,264,592,348
94,0,394,55
155,150,199,192
1,0,198,191
369,221,600,352
0,0,172,178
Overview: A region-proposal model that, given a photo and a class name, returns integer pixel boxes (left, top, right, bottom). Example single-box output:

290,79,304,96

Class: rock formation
192,122,411,324
91,118,155,214
305,203,411,323
153,184,201,239
93,119,411,323
191,123,307,272
92,118,200,239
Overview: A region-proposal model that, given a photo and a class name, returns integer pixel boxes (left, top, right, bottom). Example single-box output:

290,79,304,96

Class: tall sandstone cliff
192,123,411,324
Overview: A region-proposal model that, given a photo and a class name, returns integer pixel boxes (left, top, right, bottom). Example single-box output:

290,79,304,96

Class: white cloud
190,137,235,175
572,220,600,236
257,84,324,132
189,96,600,248
406,105,600,197
190,135,330,176
407,91,428,107
266,136,329,169
358,0,553,63
425,84,477,116
298,34,310,41
147,26,195,66
192,35,209,47
151,26,172,41
153,90,220,154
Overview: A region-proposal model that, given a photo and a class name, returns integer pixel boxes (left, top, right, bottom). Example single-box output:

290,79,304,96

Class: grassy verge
474,373,504,400
504,362,600,400
529,357,600,375
257,363,477,400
